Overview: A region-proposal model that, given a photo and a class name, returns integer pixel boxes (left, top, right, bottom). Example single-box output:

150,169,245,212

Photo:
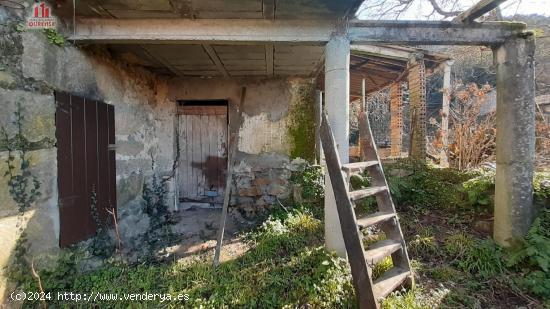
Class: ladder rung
373,267,411,300
341,161,379,172
365,239,402,265
349,186,387,201
357,212,395,229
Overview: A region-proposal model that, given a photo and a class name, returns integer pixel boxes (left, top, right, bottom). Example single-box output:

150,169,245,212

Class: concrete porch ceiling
105,43,451,83
107,43,325,77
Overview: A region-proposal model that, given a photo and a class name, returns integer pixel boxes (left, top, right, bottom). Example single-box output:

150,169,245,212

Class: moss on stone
287,80,316,162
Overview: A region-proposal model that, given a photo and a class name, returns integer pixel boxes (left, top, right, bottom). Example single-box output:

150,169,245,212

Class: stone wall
166,77,315,222
0,7,177,301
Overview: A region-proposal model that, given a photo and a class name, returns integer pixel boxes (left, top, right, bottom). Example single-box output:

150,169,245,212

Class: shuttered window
55,92,116,247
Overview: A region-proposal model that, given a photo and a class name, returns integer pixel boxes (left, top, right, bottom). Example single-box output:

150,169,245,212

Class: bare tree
354,0,526,20
356,0,468,20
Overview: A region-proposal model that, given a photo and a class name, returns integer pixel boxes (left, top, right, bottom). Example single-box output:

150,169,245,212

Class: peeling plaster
238,112,290,155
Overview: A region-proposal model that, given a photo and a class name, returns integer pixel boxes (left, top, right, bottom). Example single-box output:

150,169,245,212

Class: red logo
33,2,50,18
27,1,57,29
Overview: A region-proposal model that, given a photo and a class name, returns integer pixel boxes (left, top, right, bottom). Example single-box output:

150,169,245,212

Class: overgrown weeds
506,209,550,299
12,159,550,307
19,208,356,308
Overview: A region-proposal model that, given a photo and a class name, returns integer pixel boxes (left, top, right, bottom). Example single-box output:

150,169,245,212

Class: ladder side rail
358,112,412,272
320,113,378,309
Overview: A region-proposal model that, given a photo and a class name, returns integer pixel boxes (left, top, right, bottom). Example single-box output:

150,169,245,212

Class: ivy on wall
287,81,316,162
1,101,41,212
1,101,42,286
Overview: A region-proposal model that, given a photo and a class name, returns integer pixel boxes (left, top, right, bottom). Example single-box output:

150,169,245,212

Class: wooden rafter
202,44,229,77
455,0,508,23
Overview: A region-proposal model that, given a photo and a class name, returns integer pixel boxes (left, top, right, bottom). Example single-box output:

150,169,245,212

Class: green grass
408,226,437,258
15,162,550,308
23,210,356,308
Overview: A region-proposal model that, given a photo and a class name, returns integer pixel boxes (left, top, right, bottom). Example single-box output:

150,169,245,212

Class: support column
324,35,350,258
440,60,454,167
390,82,403,157
407,55,427,160
359,78,366,160
315,90,323,164
493,34,536,246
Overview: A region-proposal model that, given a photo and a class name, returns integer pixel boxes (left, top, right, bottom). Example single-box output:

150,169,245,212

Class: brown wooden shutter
55,91,116,247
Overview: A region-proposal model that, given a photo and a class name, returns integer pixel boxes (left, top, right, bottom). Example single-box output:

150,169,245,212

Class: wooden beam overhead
140,46,184,77
455,0,508,23
262,0,275,19
354,54,407,67
70,18,526,46
265,44,274,76
352,45,414,60
202,44,229,77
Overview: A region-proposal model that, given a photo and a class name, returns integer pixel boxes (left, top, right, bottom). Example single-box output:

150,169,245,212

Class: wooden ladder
320,112,413,309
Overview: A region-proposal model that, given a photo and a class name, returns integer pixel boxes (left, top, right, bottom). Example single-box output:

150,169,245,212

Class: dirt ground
166,208,251,262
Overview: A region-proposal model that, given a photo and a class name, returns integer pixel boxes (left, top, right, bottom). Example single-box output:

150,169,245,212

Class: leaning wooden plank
320,112,378,309
213,133,237,266
214,88,246,266
359,112,412,273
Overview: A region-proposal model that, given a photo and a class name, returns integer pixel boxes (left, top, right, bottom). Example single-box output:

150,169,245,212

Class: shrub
506,209,550,299
444,232,475,258
372,257,393,280
383,159,466,209
382,287,450,309
462,169,495,210
427,265,463,282
458,239,503,279
461,170,549,211
408,227,438,258
290,164,324,201
533,172,550,205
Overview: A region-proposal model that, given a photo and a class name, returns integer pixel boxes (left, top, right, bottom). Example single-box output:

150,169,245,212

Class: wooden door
56,91,116,247
177,104,228,204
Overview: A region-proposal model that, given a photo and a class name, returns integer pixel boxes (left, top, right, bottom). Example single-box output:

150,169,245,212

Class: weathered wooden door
177,103,228,204
56,92,116,247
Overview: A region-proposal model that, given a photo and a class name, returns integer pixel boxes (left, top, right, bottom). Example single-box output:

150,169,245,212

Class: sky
358,0,550,20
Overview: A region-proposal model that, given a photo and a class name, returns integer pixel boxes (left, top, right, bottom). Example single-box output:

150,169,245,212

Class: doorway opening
176,99,229,209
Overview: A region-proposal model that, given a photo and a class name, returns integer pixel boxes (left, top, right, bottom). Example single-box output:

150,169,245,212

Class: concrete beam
262,0,275,19
324,35,350,258
70,18,526,46
349,20,526,45
493,34,536,246
352,45,413,60
70,18,335,44
455,0,508,23
265,44,274,76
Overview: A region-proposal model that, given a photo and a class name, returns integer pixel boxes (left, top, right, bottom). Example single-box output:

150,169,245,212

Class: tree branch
426,0,463,17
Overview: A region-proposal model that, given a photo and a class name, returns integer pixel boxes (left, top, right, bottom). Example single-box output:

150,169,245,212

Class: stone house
0,0,538,303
